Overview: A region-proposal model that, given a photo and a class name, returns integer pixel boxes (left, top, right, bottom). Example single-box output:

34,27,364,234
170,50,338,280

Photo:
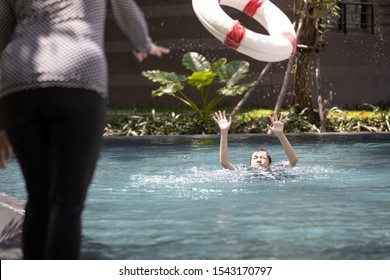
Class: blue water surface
1,133,390,259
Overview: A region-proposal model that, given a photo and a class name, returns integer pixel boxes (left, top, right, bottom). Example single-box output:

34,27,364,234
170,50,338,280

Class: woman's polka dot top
0,0,153,130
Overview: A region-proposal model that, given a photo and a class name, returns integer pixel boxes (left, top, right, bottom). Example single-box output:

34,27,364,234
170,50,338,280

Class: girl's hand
213,111,232,132
268,112,286,135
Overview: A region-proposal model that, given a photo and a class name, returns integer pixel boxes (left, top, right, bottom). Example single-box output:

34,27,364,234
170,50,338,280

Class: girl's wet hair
250,148,272,165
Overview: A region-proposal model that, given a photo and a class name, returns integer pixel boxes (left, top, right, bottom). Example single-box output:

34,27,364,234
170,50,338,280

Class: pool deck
0,193,25,260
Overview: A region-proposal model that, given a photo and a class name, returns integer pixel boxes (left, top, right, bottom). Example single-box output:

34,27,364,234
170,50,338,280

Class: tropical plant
142,52,256,130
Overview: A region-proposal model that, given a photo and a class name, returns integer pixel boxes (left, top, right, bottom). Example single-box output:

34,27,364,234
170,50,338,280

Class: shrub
104,106,390,136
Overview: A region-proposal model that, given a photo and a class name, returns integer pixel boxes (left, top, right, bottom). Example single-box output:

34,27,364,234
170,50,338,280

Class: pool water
1,133,390,259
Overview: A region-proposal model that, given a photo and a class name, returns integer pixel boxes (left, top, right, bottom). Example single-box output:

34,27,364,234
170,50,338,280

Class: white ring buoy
192,0,297,62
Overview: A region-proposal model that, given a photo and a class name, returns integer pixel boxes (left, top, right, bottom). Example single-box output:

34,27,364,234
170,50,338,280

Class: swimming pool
1,133,390,259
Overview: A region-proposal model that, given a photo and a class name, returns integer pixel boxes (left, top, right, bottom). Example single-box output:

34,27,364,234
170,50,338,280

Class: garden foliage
105,105,390,136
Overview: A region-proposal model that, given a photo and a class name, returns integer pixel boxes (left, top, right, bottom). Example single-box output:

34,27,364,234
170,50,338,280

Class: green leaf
142,70,186,85
151,84,184,97
187,72,215,90
218,81,256,97
182,52,210,72
218,60,250,87
209,58,227,74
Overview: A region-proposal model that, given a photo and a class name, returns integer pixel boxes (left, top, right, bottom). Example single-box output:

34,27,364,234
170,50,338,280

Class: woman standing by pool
0,0,169,259
214,111,298,171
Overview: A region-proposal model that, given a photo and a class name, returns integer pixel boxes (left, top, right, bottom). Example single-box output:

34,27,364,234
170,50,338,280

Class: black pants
1,88,105,259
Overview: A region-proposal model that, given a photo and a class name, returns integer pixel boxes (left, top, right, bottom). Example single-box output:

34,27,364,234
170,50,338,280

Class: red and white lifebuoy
192,0,297,62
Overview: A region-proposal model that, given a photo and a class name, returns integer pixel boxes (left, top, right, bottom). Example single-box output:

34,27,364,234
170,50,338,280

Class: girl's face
250,150,270,168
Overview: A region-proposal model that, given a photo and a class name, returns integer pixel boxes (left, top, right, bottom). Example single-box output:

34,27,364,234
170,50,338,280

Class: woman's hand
213,111,232,133
132,43,170,62
148,43,170,57
0,131,12,170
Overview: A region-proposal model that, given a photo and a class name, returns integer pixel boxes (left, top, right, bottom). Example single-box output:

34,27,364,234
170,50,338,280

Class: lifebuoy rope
224,20,246,50
243,0,267,17
281,31,297,54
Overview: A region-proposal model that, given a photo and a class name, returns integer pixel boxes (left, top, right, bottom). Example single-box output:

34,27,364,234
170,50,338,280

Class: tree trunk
293,50,314,109
292,0,317,110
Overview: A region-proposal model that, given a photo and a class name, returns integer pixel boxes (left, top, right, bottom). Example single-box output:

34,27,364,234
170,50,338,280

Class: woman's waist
14,18,104,42
1,40,108,91
3,35,105,65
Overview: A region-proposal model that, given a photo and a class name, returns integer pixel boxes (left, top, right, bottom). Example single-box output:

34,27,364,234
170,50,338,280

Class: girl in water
214,111,298,171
